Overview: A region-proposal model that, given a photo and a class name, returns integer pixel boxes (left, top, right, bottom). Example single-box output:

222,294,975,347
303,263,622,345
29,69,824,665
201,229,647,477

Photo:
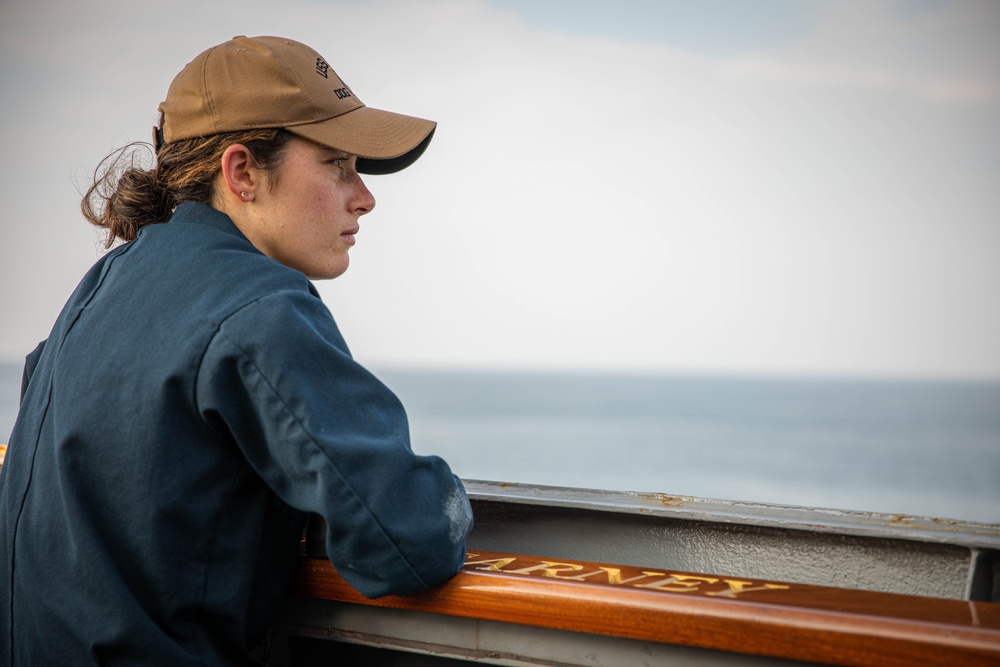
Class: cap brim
286,106,436,175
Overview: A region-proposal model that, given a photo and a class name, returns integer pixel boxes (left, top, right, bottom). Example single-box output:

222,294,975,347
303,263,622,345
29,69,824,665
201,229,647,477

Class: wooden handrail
292,549,1000,667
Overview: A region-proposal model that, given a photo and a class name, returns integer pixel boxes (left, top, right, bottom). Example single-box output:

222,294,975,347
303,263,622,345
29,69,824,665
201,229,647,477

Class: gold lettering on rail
463,553,792,599
633,573,720,592
465,556,517,572
706,579,791,598
558,567,643,584
503,561,587,577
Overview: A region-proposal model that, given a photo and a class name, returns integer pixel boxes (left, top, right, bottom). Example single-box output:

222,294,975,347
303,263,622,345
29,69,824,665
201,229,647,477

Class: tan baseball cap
157,35,436,174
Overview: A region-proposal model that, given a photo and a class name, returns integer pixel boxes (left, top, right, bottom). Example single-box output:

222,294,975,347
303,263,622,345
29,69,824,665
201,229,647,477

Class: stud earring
240,191,248,199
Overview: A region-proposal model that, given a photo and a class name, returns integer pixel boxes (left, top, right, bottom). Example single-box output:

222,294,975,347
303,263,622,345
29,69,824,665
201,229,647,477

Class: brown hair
81,128,294,248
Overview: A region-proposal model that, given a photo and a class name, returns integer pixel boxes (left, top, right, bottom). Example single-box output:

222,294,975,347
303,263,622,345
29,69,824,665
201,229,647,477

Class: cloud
716,0,1000,103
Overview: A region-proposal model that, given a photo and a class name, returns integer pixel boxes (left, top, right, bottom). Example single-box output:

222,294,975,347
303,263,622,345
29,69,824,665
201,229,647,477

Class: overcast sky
1,0,998,380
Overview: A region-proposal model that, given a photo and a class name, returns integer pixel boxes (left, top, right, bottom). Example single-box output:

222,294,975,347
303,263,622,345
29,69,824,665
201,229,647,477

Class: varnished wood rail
292,549,1000,667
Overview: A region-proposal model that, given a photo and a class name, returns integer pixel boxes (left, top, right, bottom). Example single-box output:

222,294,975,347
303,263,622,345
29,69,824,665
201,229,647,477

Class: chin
309,261,349,280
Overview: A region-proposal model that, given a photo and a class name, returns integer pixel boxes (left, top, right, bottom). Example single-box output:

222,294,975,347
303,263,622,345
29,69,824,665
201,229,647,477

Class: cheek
300,184,339,220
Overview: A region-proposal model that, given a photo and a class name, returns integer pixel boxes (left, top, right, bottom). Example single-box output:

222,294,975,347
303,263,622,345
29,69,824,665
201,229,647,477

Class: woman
0,35,472,666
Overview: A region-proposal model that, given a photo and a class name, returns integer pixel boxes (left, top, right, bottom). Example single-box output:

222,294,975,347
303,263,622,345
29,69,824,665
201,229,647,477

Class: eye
330,157,346,168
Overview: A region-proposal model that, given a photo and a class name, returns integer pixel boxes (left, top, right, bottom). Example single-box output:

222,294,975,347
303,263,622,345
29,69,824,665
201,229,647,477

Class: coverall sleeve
195,290,472,598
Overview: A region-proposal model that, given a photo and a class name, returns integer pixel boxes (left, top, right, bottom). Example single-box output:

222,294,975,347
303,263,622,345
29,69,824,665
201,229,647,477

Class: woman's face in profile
249,137,376,279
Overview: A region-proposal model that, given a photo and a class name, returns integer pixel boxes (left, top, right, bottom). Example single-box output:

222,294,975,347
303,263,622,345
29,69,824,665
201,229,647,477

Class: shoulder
215,288,346,358
134,202,320,304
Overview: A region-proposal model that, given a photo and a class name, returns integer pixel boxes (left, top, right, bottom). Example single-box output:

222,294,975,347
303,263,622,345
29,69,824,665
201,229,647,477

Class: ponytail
81,144,172,248
82,128,294,248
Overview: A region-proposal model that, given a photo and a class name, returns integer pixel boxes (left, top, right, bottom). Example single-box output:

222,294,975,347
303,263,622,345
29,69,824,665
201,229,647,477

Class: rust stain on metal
657,494,686,507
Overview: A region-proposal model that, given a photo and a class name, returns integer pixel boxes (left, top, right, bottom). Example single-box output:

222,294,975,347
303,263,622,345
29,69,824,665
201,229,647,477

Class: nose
354,176,376,216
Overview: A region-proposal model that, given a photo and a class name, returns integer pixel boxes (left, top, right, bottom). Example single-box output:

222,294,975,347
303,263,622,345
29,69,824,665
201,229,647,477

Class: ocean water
2,362,998,524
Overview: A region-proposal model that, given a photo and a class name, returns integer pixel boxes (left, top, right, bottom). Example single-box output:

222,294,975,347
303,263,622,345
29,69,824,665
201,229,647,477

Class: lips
341,227,359,246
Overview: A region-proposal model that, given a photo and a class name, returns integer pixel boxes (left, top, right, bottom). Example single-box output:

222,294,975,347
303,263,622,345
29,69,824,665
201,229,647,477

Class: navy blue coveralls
0,202,472,665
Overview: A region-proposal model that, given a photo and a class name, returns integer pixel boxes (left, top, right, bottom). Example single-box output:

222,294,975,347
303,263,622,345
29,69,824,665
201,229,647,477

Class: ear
219,144,257,202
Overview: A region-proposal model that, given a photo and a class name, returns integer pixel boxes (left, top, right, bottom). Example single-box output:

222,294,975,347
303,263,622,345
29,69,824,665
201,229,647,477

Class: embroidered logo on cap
315,57,330,78
315,56,352,99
